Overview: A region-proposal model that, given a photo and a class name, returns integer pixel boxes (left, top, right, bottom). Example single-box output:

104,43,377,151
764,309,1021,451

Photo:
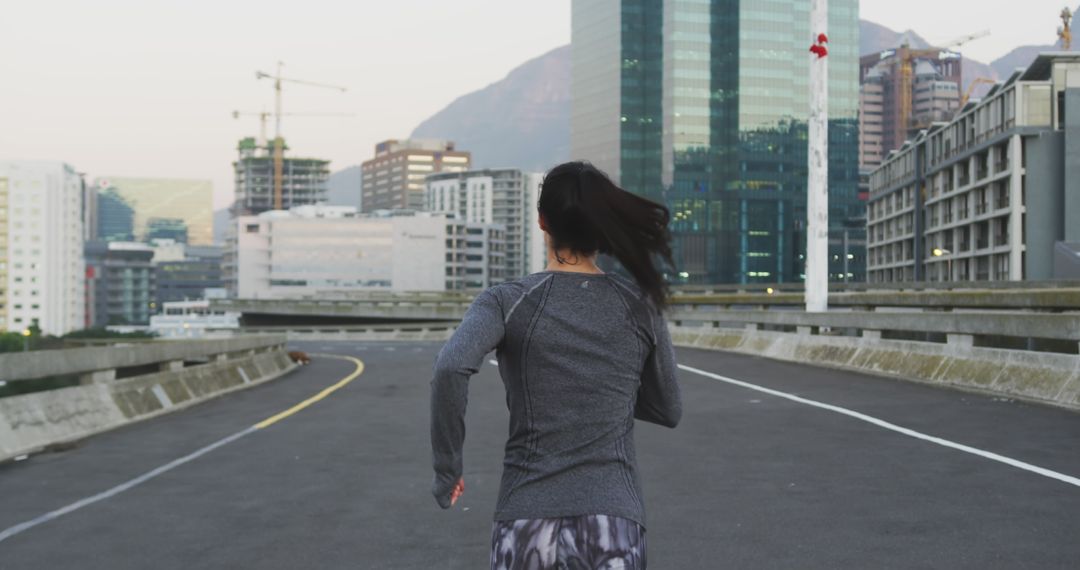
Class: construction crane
898,30,991,135
232,110,354,149
254,62,347,210
959,77,998,107
1059,7,1073,50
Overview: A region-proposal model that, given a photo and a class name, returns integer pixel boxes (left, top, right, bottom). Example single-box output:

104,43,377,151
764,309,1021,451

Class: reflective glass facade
573,0,864,284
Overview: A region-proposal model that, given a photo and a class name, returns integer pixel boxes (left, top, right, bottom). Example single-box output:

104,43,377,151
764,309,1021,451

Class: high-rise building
232,137,330,217
867,54,1080,283
94,177,214,246
85,241,156,327
146,217,189,243
0,161,86,335
96,186,135,242
426,168,546,278
361,139,470,212
234,205,505,297
155,245,225,306
571,0,862,285
4,163,86,332
859,46,962,172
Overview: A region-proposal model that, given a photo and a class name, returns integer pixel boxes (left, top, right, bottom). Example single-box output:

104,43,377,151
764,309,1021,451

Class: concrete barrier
0,338,296,461
670,326,1080,412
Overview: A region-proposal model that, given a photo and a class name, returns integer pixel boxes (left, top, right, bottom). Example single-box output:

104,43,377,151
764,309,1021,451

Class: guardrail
668,309,1080,411
0,335,296,461
0,335,288,385
670,310,1080,346
672,288,1080,312
215,285,1080,322
671,279,1080,294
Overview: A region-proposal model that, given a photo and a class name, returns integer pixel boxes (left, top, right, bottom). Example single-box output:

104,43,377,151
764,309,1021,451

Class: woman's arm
430,288,505,508
634,308,683,428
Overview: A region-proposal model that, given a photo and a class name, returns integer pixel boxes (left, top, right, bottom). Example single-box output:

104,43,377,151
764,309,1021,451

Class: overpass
1,284,1078,567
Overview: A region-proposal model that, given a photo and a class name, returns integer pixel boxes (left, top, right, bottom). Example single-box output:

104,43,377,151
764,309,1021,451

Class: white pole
806,0,829,312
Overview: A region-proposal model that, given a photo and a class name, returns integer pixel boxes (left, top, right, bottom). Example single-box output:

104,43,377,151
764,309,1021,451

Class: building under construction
231,137,330,216
859,45,963,172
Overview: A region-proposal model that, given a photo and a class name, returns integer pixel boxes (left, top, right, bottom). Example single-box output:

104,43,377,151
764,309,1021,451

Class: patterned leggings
490,514,646,570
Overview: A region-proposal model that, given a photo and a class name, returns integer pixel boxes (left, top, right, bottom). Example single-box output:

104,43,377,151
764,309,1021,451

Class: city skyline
1,1,1071,212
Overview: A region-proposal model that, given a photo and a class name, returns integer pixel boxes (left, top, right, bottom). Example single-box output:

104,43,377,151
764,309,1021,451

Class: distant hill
991,45,1059,78
409,20,1066,172
213,207,230,245
989,4,1079,79
860,20,931,54
327,165,362,209
410,45,570,172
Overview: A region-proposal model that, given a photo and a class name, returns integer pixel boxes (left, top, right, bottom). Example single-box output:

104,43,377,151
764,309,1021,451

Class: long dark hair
538,161,674,310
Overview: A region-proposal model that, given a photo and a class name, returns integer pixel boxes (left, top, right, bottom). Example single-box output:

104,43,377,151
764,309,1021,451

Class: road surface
1,341,1078,568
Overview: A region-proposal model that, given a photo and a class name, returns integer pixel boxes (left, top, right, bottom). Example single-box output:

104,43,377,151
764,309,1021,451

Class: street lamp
21,328,31,352
932,248,953,281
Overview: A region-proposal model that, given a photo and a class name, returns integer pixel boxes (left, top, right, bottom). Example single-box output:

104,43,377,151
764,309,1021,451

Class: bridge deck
1,342,1078,568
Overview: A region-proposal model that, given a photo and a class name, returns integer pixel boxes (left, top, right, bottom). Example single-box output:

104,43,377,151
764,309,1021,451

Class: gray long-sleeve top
430,270,682,527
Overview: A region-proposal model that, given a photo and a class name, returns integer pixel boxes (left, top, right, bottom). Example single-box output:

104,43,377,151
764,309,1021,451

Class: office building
95,177,214,246
859,46,963,171
867,54,1080,283
85,241,156,327
234,205,505,297
0,161,86,335
426,168,546,278
232,137,330,217
155,244,225,306
96,186,135,242
147,217,188,243
361,140,470,212
571,0,862,285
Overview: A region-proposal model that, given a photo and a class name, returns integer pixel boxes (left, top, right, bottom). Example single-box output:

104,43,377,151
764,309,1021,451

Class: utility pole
255,62,346,211
806,0,829,312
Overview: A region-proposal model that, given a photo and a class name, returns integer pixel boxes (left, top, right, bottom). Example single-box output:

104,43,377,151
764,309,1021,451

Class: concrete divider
670,326,1080,411
0,337,296,461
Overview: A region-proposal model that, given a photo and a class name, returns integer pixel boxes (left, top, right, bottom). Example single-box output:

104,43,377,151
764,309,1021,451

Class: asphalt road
1,341,1078,569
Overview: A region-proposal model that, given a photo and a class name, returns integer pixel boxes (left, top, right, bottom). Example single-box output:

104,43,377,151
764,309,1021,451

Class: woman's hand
450,477,465,506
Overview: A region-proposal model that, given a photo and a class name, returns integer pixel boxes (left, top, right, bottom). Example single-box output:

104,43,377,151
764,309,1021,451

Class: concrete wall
0,345,295,461
670,326,1080,412
1025,131,1065,280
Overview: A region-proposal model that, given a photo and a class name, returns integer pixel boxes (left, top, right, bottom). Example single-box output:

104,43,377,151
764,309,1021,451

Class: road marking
254,355,364,429
489,359,498,366
679,364,1080,490
0,354,365,545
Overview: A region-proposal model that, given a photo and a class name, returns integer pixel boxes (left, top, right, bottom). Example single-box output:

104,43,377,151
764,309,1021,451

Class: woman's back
430,270,681,527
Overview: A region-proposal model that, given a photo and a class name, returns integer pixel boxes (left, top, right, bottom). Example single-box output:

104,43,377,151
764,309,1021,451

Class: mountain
989,5,1078,78
410,45,570,172
409,21,1062,172
326,165,362,209
860,20,931,54
212,207,230,245
991,45,1058,78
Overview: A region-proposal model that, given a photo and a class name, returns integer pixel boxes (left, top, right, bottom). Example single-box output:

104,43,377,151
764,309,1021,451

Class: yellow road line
253,353,365,430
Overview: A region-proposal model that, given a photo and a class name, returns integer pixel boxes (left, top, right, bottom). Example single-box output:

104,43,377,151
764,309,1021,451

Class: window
245,224,259,233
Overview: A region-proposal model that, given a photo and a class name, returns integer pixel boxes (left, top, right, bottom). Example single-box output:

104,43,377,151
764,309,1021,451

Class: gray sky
0,1,1064,209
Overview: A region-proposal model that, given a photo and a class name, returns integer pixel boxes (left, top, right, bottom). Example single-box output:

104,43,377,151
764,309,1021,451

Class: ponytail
539,161,674,310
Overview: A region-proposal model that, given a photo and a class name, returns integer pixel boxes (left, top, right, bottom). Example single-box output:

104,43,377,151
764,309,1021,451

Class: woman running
430,161,682,570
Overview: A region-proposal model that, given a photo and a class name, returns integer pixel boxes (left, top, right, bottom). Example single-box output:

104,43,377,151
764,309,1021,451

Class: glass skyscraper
572,0,863,285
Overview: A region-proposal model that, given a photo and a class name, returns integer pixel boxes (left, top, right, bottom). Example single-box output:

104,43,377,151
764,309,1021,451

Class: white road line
489,359,498,366
0,354,366,545
0,426,257,544
679,364,1080,490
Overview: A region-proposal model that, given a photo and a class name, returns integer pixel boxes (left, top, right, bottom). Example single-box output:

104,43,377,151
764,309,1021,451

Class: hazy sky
0,1,1066,209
